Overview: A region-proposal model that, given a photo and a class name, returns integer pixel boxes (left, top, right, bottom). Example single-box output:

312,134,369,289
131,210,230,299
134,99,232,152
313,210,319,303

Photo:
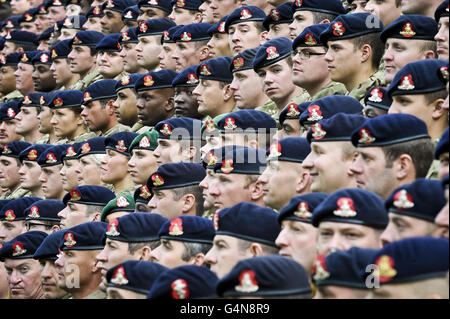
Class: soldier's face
0,155,21,189
136,89,173,127
151,239,190,269
120,43,143,73
10,0,30,15
4,258,42,299
169,7,199,25
50,108,83,139
435,17,449,61
37,106,53,134
439,152,449,180
0,221,26,243
193,79,227,118
20,22,37,34
57,202,91,229
273,119,302,141
172,41,200,72
14,106,40,136
100,149,130,185
47,6,66,26
210,0,239,24
363,105,387,119
0,119,22,145
50,59,76,86
389,94,434,129
96,239,138,282
400,0,433,15
349,0,368,13
266,23,290,41
135,35,162,71
207,33,232,58
158,42,178,71
58,28,78,42
137,7,168,23
325,40,362,86
68,46,97,75
147,189,185,219
228,22,262,55
80,100,112,132
18,160,42,191
288,10,315,40
60,159,80,192
0,66,17,95
199,169,216,211
201,135,222,159
365,0,403,27
174,87,200,119
77,154,104,186
230,69,266,109
199,0,215,23
97,51,124,78
32,63,56,92
35,14,49,34
14,62,34,94
83,17,103,32
40,259,67,299
2,41,16,57
101,9,124,35
59,250,102,292
276,220,318,275
128,149,158,185
435,187,449,239
292,46,329,89
208,173,255,210
113,88,138,127
39,165,64,200
315,285,369,299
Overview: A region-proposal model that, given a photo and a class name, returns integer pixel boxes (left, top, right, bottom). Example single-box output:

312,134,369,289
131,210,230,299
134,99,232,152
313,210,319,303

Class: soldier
34,93,57,145
37,27,54,52
207,0,241,24
171,65,203,119
37,144,68,200
113,74,141,131
128,130,159,186
133,185,152,212
169,0,203,24
1,30,38,56
381,15,438,84
158,25,182,71
0,100,23,145
346,0,368,13
198,0,215,23
206,16,233,58
75,137,108,187
60,142,83,193
224,6,266,55
0,141,31,200
200,114,227,158
137,0,173,23
18,8,38,35
31,51,56,92
100,194,135,222
262,2,293,41
273,102,309,140
401,0,442,17
55,222,108,299
321,13,386,103
205,202,280,278
0,197,41,242
0,230,48,299
102,132,138,195
216,255,313,299
364,0,402,27
0,53,23,103
435,0,449,61
49,39,80,90
151,215,214,268
258,137,311,210
24,199,63,234
45,0,67,27
435,128,449,179
18,144,51,198
302,113,366,194
15,93,44,143
121,5,139,32
83,5,104,32
15,51,39,96
95,34,127,80
435,175,449,239
147,162,206,218
100,0,136,35
34,2,50,35
363,86,392,118
119,27,147,74
312,188,388,257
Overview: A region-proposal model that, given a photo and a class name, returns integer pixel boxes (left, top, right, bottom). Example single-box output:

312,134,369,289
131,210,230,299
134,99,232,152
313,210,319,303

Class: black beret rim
32,60,52,66
294,8,344,15
135,84,174,92
115,84,135,92
380,34,439,43
77,151,106,158
172,82,198,88
377,271,448,285
365,101,390,111
263,19,294,31
2,254,37,260
354,134,431,148
105,235,160,242
139,4,172,13
38,161,63,167
0,154,21,159
198,75,233,83
67,200,109,207
50,104,83,109
102,7,127,14
225,17,266,33
293,41,325,49
119,39,139,44
313,279,368,289
277,214,313,225
387,209,437,223
157,134,202,141
266,156,304,163
159,235,213,245
253,51,292,71
33,255,58,261
135,198,150,203
107,282,150,295
218,128,273,134
231,65,254,73
219,286,312,297
215,230,278,248
19,103,41,108
137,31,166,37
313,217,387,230
0,117,18,121
96,47,121,53
322,29,382,44
82,94,117,105
0,216,27,221
62,245,105,251
104,146,132,157
308,136,353,143
389,85,447,97
214,169,265,175
175,36,212,42
25,217,61,222
5,39,38,46
151,180,203,191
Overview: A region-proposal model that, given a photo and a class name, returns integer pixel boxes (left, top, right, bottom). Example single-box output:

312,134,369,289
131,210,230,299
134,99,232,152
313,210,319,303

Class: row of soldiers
0,0,448,299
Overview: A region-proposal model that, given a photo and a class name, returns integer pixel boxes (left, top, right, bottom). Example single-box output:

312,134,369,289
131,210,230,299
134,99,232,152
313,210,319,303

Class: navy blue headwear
138,0,173,14
293,23,330,49
158,216,214,244
60,222,108,251
367,237,449,284
19,51,40,65
435,0,449,22
115,73,143,92
2,16,21,30
279,102,310,125
147,162,206,190
253,37,293,71
278,193,328,224
77,137,107,158
45,0,70,8
19,8,38,24
61,15,86,30
37,144,69,167
263,2,294,31
54,19,65,33
307,113,367,144
224,6,266,33
172,23,212,42
0,38,4,51
350,113,430,148
31,51,52,65
385,178,447,222
63,142,83,161
69,30,105,47
387,59,449,97
106,260,168,294
197,56,234,82
1,141,31,158
33,229,67,261
0,52,22,67
364,86,392,111
63,185,116,206
443,174,449,190
161,25,182,44
230,47,259,73
122,5,139,21
154,117,202,140
0,99,21,121
134,185,153,203
0,200,11,212
299,95,363,126
120,27,138,44
37,26,54,42
0,231,48,262
202,146,228,169
104,131,139,156
171,0,203,11
137,18,176,37
134,69,178,92
435,127,449,160
320,13,383,44
291,0,346,16
3,30,38,46
217,255,312,297
147,265,218,299
48,90,83,109
218,109,277,133
105,212,168,242
18,144,52,163
82,79,118,105
380,15,438,43
213,146,266,175
0,197,42,222
213,202,281,247
24,199,64,222
19,93,45,108
311,188,388,229
95,33,122,52
102,0,137,13
207,15,228,36
312,247,378,288
266,137,311,163
172,65,199,87
86,5,104,18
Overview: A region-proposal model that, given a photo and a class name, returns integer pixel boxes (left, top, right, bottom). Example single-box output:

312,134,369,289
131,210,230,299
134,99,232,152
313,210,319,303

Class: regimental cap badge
218,22,226,33
40,95,46,105
24,13,33,22
70,189,81,201
46,153,57,164
148,0,159,5
66,146,77,157
73,36,82,45
140,185,151,199
64,232,77,247
53,0,62,5
286,103,300,117
270,9,280,21
28,206,40,218
115,140,127,152
269,142,282,158
332,22,345,37
0,55,6,65
160,123,172,136
152,174,165,187
235,270,259,293
116,196,129,208
213,212,219,231
205,120,216,133
221,159,234,174
121,75,130,85
312,254,330,281
124,10,133,19
81,142,91,154
240,9,252,20
5,210,16,221
51,49,58,59
399,22,416,38
200,64,211,76
398,74,415,90
106,0,115,8
139,21,148,33
54,97,63,107
440,66,449,81
27,149,38,160
12,242,27,257
163,30,170,41
358,128,376,145
333,197,357,218
307,104,323,122
180,32,192,42
223,117,237,130
6,108,16,118
294,201,312,219
207,152,218,166
368,87,383,102
169,217,184,236
39,6,47,14
139,136,151,148
266,46,279,60
233,57,244,70
373,255,397,283
23,95,32,105
393,189,414,209
171,279,189,299
21,53,29,63
106,219,121,236
143,75,154,87
186,73,198,85
83,91,92,102
5,21,14,30
177,0,185,7
111,266,129,285
304,33,317,46
312,123,326,140
2,145,12,154
93,6,101,15
295,0,302,7
121,32,130,42
63,17,73,27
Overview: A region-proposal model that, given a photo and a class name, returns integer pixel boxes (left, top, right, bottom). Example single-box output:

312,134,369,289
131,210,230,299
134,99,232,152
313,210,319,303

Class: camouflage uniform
0,187,31,200
426,139,441,180
35,134,51,144
306,81,348,101
0,90,23,103
69,68,103,91
115,185,138,197
99,123,131,137
348,69,386,104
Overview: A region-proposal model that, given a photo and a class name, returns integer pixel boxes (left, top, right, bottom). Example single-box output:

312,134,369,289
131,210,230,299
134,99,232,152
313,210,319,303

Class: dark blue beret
224,6,266,33
267,137,311,163
218,109,277,133
1,141,31,158
77,137,107,158
368,237,449,284
197,56,233,82
161,25,183,44
137,18,176,37
230,47,259,73
69,30,105,47
0,38,4,51
86,5,104,18
24,199,64,222
36,2,49,15
83,79,118,104
122,5,139,21
253,37,293,71
158,216,214,244
102,0,137,13
134,69,178,92
32,51,52,65
61,15,86,30
278,193,328,224
380,15,438,43
48,90,83,109
33,229,67,261
63,142,83,161
19,144,52,163
104,131,139,156
154,117,202,140
95,33,122,52
207,15,228,36
311,188,388,229
213,146,267,175
62,185,116,206
213,202,281,247
2,16,21,30
106,260,168,294
60,222,108,251
105,212,168,242
435,0,449,22
291,0,346,15
202,146,229,169
19,93,46,108
293,23,330,49
45,0,70,7
171,0,203,11
37,26,54,42
50,39,72,60
320,13,383,43
0,197,42,222
387,59,448,96
350,114,430,148
279,102,310,125
300,95,363,126
385,178,447,222
435,127,449,159
147,265,218,299
172,23,212,42
307,113,366,143
19,51,40,65
3,30,38,46
217,255,312,297
37,144,68,167
116,73,144,92
0,99,21,120
172,65,199,87
263,2,294,31
312,247,378,288
138,0,173,14
53,19,65,33
147,162,206,190
134,185,153,203
364,86,392,111
120,27,138,44
0,52,22,67
19,8,38,24
0,231,48,261
0,200,12,212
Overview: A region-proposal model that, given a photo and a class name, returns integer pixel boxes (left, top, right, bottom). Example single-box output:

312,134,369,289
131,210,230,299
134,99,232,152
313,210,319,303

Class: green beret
101,194,136,222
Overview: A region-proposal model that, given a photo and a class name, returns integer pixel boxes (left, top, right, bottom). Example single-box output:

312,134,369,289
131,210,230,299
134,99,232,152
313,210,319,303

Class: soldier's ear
139,246,152,261
360,44,372,63
249,243,264,257
260,31,269,46
163,96,174,112
431,98,446,121
222,84,234,102
295,170,311,194
180,193,196,214
392,154,415,181
190,253,206,266
198,45,210,62
193,12,203,23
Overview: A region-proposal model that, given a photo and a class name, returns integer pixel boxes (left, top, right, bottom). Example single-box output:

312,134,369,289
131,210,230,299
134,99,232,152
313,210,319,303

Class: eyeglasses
293,50,327,60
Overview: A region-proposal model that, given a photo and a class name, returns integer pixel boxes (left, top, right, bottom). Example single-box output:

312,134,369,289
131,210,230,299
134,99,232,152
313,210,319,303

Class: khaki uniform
82,290,106,299
99,123,131,137
0,90,23,103
256,100,278,118
115,185,137,197
306,81,349,101
35,134,51,144
0,187,31,200
114,71,129,81
347,69,386,104
69,68,103,91
426,138,441,180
